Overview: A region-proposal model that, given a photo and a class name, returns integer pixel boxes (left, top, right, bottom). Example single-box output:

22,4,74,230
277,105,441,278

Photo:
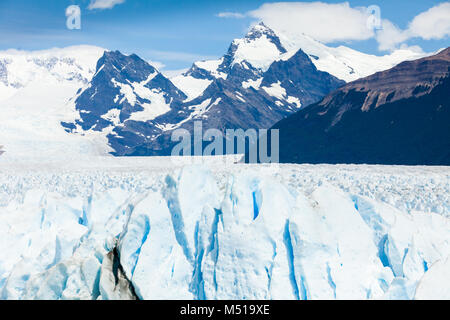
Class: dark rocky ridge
270,48,450,165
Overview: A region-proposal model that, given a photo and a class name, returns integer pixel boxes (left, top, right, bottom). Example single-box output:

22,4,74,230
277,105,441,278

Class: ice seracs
0,162,448,300
414,256,450,300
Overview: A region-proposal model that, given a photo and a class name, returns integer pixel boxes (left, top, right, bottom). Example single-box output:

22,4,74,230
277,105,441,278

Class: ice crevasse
0,165,449,300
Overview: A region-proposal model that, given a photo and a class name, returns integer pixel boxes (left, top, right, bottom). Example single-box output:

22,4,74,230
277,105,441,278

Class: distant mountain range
271,47,450,165
0,23,433,160
63,23,346,156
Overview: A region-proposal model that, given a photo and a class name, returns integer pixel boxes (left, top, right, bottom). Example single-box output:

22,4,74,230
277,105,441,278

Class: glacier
0,46,112,161
0,159,448,300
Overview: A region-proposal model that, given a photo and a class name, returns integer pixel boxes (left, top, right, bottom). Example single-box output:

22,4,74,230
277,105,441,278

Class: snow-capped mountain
275,30,428,83
0,162,448,299
62,51,187,155
173,22,337,101
272,47,450,165
0,25,448,303
0,23,431,159
174,22,427,98
172,23,287,101
0,46,111,161
0,45,104,102
62,23,344,156
130,47,344,156
71,50,186,132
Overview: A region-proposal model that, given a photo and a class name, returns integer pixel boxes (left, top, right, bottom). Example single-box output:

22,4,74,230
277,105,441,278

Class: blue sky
0,0,449,71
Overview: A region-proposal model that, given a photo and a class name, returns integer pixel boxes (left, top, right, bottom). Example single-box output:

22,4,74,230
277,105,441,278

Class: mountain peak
98,50,150,68
244,22,287,54
247,22,274,37
65,50,186,139
95,50,159,84
99,50,132,64
219,21,287,72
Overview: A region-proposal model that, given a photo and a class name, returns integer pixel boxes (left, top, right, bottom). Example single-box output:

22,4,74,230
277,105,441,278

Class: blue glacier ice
0,161,449,300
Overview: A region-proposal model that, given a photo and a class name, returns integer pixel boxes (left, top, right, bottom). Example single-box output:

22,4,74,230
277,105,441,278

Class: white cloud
247,2,375,43
376,2,450,51
216,12,246,19
408,2,450,40
88,0,126,10
376,20,410,51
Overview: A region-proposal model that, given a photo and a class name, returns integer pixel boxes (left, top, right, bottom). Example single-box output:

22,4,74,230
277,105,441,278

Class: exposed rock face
272,48,450,165
63,23,344,156
131,46,344,156
62,51,187,155
99,247,139,300
72,51,186,132
341,47,450,111
261,49,345,108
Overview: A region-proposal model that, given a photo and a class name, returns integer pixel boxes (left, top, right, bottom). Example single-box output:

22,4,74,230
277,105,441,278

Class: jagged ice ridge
0,162,448,300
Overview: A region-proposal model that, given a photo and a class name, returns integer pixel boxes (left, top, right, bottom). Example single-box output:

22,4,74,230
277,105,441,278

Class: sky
0,0,449,73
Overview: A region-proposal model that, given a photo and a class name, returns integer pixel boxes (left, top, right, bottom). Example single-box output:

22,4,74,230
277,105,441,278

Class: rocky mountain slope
272,48,450,165
65,24,345,156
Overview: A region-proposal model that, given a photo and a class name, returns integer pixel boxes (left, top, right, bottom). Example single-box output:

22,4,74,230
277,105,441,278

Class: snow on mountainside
272,47,450,165
275,30,428,82
61,24,343,156
62,50,187,155
0,46,112,161
0,24,431,159
0,161,448,300
230,22,287,72
124,24,344,156
175,23,428,98
174,23,289,101
0,46,104,102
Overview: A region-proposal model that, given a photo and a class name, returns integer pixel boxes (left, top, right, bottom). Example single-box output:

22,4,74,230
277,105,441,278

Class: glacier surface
0,160,448,300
